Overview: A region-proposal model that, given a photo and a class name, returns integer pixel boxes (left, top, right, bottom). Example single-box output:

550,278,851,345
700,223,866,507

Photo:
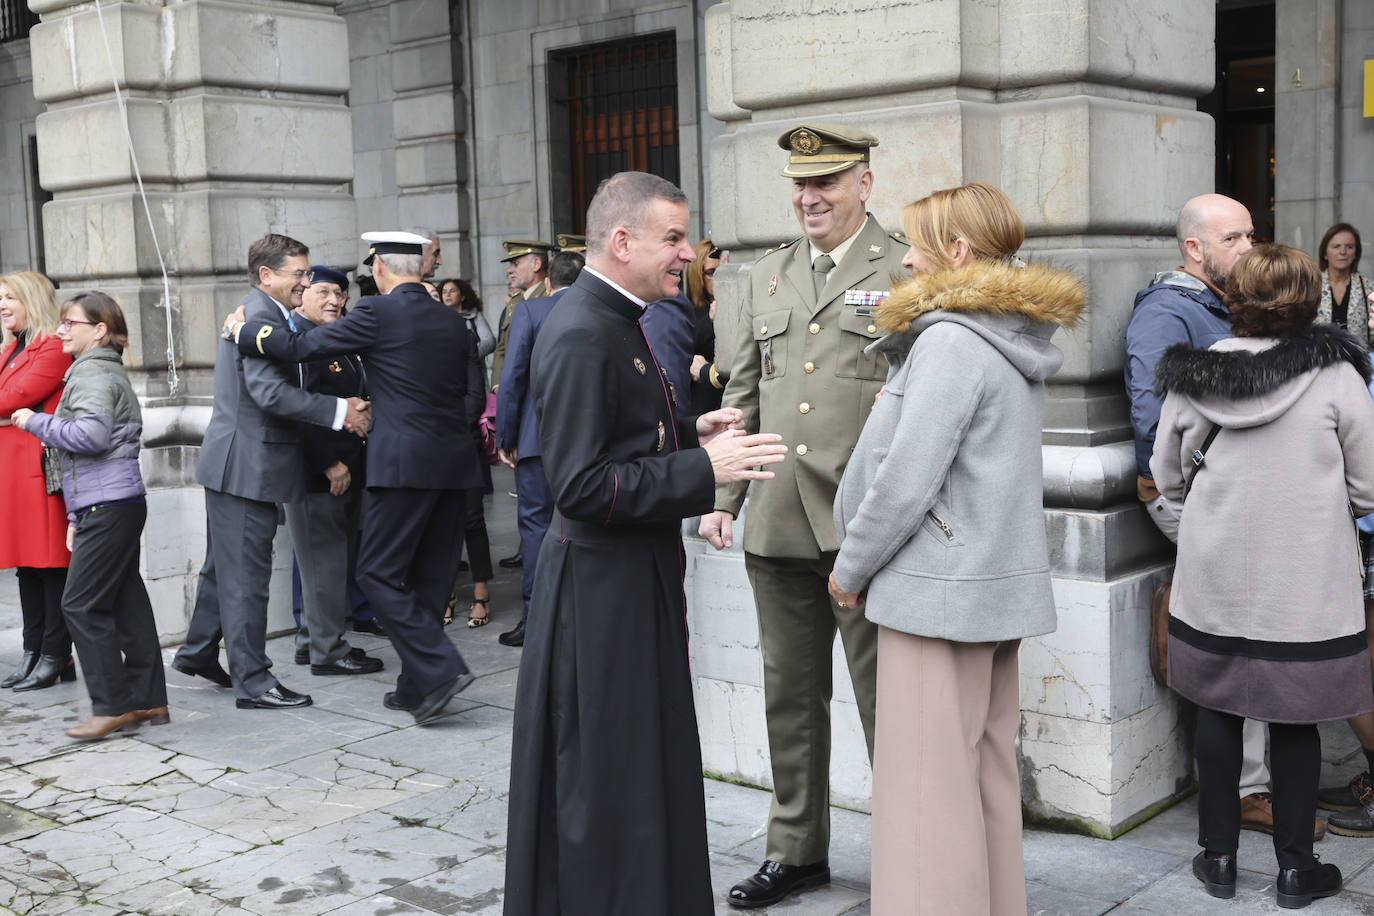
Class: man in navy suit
494,249,584,647
223,232,483,724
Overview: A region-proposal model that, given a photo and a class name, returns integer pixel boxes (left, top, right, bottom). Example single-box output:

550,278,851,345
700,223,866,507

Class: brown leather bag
1148,582,1171,686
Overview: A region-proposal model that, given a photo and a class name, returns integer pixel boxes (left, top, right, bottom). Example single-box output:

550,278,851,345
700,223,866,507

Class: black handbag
40,445,61,496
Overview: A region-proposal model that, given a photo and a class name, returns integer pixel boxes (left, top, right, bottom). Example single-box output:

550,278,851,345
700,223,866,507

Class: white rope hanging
91,0,179,395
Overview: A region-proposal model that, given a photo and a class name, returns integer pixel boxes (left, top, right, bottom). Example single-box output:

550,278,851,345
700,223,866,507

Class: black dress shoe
351,619,388,637
1277,859,1341,909
412,672,475,725
235,685,313,709
498,551,523,569
383,691,414,711
1,651,39,688
498,620,525,647
728,860,829,908
294,648,309,665
311,653,383,676
12,655,77,692
171,657,232,688
1192,851,1236,899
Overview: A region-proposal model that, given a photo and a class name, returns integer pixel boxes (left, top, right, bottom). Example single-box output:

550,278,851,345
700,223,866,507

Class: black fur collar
1154,324,1371,400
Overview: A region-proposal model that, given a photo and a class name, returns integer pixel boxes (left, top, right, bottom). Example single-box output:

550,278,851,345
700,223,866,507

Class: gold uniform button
799,402,811,414
796,444,808,456
867,323,877,334
808,322,820,334
759,325,768,335
803,361,815,373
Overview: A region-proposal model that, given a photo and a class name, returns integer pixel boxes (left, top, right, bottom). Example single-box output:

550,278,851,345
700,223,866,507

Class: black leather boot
1,651,39,688
12,655,76,692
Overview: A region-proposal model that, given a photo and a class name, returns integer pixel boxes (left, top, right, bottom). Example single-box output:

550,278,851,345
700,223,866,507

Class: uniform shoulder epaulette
759,238,803,259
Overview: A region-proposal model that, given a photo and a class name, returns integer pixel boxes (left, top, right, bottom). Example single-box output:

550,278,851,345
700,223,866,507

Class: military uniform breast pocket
753,309,791,382
835,308,886,380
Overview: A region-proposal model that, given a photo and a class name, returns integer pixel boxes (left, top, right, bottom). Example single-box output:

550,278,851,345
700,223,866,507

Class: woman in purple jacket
11,291,167,740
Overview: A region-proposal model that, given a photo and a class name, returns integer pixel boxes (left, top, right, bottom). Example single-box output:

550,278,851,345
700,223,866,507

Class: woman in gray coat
11,291,167,741
1152,244,1374,908
829,182,1084,915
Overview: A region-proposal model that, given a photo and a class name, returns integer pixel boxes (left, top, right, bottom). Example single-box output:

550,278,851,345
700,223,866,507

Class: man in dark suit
502,171,788,915
494,249,584,647
223,231,484,725
173,233,371,710
283,266,382,676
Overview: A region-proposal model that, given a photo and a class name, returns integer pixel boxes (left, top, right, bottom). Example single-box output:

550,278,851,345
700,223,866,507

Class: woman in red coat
0,271,74,690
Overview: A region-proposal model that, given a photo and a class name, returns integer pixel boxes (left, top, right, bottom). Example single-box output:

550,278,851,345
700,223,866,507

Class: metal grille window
0,0,38,43
548,33,679,234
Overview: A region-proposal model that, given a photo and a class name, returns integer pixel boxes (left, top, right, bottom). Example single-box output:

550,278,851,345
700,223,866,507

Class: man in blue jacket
494,249,584,647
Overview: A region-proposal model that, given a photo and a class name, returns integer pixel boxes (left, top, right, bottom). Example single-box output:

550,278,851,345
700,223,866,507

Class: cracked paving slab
116,807,493,916
0,698,96,772
0,738,230,825
343,705,514,782
379,769,511,847
381,849,505,915
0,805,250,906
135,748,452,846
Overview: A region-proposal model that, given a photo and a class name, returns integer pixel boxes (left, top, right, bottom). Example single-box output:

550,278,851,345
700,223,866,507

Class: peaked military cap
777,123,879,178
555,233,587,253
500,239,553,262
361,230,430,266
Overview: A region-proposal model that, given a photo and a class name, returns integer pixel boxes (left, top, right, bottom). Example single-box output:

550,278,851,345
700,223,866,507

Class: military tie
812,253,835,302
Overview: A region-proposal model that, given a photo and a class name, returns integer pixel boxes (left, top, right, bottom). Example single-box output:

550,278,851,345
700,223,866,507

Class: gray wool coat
1152,327,1374,722
832,260,1085,643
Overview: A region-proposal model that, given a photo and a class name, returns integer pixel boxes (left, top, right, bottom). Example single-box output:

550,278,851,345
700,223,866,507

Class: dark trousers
175,488,279,700
358,487,469,707
1196,706,1320,870
462,487,494,583
515,456,553,622
16,565,70,658
62,503,166,716
286,487,361,665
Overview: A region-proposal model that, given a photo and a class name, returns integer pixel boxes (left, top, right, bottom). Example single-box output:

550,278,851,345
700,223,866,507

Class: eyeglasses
58,318,96,330
272,268,315,283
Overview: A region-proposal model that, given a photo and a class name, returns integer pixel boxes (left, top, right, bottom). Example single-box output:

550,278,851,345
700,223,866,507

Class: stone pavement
3,484,1374,913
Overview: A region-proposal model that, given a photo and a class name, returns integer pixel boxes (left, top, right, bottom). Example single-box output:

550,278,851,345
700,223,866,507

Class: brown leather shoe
1241,791,1326,842
66,711,139,740
132,706,171,726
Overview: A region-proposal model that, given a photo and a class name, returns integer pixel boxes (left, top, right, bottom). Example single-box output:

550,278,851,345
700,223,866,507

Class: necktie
813,254,835,301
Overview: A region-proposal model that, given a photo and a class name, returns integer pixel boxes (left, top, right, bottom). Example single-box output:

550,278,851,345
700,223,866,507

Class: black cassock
503,270,716,915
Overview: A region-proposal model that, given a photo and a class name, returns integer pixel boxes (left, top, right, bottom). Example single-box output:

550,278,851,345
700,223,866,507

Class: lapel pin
633,357,647,375
768,276,778,296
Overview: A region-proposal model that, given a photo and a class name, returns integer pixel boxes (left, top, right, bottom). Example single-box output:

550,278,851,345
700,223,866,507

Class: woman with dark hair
830,182,1084,914
11,291,167,738
1315,222,1368,346
439,277,496,627
684,239,724,415
1153,244,1374,907
0,270,74,692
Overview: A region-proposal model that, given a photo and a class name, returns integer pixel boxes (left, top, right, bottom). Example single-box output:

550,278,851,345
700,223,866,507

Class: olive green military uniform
491,238,552,391
717,126,908,869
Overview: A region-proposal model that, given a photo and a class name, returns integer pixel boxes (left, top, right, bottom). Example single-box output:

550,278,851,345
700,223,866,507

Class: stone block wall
0,39,45,274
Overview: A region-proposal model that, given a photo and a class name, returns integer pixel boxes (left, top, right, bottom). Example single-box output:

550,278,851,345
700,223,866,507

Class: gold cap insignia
790,128,822,156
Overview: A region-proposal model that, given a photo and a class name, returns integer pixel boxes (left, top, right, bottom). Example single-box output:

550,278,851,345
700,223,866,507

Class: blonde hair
684,239,716,312
0,271,61,345
901,181,1025,271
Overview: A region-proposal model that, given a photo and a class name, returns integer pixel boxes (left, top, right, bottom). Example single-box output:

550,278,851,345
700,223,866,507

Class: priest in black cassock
503,172,788,915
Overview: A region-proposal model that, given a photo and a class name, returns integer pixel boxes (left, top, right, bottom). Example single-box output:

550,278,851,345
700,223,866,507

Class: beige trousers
871,629,1027,916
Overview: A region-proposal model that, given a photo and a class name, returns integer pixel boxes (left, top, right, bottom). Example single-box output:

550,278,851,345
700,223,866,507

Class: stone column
29,0,356,639
1274,0,1342,252
340,0,471,275
697,0,1214,835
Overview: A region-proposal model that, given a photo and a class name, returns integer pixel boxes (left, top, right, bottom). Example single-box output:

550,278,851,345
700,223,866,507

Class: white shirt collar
265,293,291,319
809,217,869,269
585,266,647,310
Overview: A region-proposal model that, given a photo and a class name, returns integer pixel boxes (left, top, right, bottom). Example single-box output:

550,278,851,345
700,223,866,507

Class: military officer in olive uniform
700,124,909,910
490,240,553,393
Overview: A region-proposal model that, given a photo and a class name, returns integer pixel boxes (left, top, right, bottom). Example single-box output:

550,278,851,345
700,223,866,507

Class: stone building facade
3,0,1371,836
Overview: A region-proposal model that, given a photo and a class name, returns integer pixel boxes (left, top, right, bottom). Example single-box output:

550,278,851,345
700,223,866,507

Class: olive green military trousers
744,551,878,865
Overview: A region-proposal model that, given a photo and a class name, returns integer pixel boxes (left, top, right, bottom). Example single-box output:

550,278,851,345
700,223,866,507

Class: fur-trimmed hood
1153,324,1372,430
870,259,1085,382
